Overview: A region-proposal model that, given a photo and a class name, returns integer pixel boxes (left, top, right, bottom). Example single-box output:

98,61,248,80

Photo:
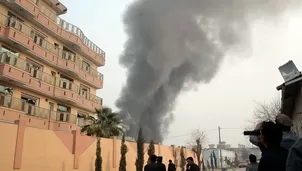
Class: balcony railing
77,117,93,127
55,78,79,93
0,94,54,121
56,17,105,57
0,51,56,85
0,13,104,87
55,111,77,124
38,6,105,58
0,51,102,107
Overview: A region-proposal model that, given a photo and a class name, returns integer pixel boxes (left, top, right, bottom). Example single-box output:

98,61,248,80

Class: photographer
249,114,297,151
257,121,288,171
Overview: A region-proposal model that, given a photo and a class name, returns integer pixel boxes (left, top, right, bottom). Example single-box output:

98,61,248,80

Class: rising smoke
116,0,301,142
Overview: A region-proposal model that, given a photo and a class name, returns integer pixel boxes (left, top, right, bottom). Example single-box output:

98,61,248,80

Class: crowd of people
245,113,302,171
144,155,200,171
144,113,302,171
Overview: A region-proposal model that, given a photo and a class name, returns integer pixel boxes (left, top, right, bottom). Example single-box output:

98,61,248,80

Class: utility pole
218,126,223,169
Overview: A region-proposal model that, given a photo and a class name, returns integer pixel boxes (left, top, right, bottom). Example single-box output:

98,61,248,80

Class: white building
202,148,235,169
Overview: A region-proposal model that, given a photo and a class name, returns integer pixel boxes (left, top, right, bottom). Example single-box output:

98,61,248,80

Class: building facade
277,75,302,137
0,0,105,128
203,148,236,169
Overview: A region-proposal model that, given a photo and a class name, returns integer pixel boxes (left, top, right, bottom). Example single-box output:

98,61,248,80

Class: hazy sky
59,0,302,147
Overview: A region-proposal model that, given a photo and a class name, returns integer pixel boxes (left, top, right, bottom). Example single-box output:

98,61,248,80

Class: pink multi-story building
0,0,105,128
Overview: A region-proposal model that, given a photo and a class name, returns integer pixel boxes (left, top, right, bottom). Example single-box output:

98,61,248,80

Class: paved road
235,168,245,171
228,168,245,171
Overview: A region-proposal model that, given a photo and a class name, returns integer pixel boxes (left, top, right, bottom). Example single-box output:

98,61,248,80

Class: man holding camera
257,121,288,171
249,114,297,151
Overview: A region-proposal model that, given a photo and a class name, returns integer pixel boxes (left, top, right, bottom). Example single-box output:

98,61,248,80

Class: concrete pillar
112,136,117,168
13,117,26,169
72,129,81,169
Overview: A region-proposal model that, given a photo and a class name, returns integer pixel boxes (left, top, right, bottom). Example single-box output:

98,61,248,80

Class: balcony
78,92,102,112
47,0,67,15
0,18,34,50
0,52,102,112
0,52,55,97
2,1,104,66
2,0,39,18
57,52,103,88
0,13,104,89
54,78,79,104
0,94,77,131
53,111,77,125
36,7,105,66
54,78,102,112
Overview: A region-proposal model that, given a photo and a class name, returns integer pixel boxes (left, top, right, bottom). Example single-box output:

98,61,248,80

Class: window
1,46,19,56
77,112,88,127
0,46,18,65
51,71,56,77
62,47,76,62
82,61,90,73
59,75,73,90
54,43,59,49
0,85,13,107
57,104,70,122
30,29,46,47
79,85,90,99
33,33,45,47
0,85,13,95
25,59,43,79
7,12,23,31
21,94,39,115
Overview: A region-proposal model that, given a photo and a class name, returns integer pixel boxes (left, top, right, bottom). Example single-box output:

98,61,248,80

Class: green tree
180,147,186,171
135,127,145,171
81,107,123,171
148,139,155,157
119,134,128,171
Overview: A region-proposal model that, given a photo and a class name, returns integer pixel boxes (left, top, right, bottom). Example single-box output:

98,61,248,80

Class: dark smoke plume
116,0,301,142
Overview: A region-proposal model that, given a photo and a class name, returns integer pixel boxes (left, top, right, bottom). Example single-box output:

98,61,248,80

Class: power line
165,127,242,140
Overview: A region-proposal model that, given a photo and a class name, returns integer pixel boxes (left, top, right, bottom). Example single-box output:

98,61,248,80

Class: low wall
0,115,196,171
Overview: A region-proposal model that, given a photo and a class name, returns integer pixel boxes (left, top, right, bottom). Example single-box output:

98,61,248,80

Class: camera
243,130,261,136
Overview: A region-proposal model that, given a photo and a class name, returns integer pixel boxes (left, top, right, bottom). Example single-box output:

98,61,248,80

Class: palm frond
81,107,124,138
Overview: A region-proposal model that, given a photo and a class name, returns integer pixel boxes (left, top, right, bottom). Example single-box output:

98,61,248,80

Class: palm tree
81,107,123,171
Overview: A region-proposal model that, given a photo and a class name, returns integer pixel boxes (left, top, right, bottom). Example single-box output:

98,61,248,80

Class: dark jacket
286,138,302,171
245,163,258,171
258,146,288,171
157,162,166,171
187,163,200,171
144,162,158,171
168,163,176,171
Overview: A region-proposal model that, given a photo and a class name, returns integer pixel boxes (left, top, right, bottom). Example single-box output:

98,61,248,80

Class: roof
276,75,302,118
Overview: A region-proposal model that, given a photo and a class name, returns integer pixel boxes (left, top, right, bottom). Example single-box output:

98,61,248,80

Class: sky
59,0,302,148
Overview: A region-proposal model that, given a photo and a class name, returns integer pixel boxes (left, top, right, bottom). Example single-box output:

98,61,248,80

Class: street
227,168,245,171
234,169,245,171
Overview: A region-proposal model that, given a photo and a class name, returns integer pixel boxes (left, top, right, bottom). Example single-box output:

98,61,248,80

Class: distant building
203,147,236,169
217,141,231,149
